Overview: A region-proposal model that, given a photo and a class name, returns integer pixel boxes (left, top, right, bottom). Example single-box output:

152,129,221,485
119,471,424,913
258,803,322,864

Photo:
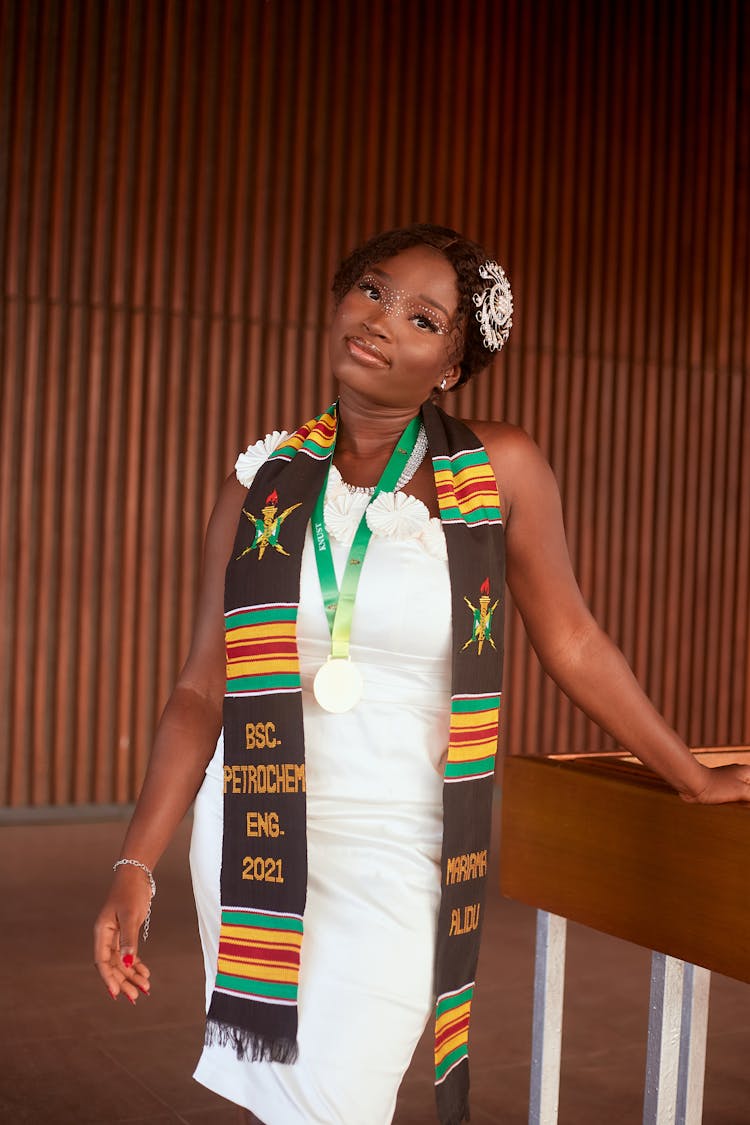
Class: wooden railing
500,748,750,1125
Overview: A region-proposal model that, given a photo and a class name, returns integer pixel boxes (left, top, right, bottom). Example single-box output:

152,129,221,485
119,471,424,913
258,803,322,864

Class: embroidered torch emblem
462,578,499,655
236,490,302,561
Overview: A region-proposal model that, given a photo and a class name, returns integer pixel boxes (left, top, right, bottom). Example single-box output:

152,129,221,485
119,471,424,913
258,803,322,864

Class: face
329,245,464,410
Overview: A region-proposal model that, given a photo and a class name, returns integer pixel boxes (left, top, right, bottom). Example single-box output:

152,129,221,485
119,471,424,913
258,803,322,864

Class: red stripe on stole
226,640,298,658
450,725,497,745
435,1013,471,1051
219,942,300,965
297,416,335,443
453,480,496,503
435,479,456,497
434,481,496,508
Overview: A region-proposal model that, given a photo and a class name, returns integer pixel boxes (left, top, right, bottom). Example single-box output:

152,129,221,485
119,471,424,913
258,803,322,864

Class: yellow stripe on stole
217,957,299,984
220,924,302,948
275,432,305,454
434,999,471,1036
227,625,297,642
435,1027,470,1066
451,463,496,486
448,741,497,762
450,711,497,730
434,465,499,507
226,657,299,677
448,715,498,760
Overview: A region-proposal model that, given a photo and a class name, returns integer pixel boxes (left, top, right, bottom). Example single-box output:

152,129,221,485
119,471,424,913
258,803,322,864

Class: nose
362,306,389,337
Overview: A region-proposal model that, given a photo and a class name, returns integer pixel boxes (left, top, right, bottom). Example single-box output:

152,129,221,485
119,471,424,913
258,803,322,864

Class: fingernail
122,953,134,968
136,985,150,996
128,995,137,1006
109,990,118,1000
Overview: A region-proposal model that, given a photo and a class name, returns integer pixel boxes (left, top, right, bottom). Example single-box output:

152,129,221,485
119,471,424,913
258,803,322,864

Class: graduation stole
205,400,504,1125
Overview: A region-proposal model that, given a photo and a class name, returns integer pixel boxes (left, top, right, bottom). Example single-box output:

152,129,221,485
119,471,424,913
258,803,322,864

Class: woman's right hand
91,475,245,1004
94,865,152,1003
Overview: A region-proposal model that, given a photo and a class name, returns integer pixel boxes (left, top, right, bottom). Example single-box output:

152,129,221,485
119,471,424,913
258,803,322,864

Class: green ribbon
311,415,422,659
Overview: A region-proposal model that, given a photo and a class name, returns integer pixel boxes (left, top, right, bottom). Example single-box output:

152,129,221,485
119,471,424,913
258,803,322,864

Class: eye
357,279,381,301
412,312,441,333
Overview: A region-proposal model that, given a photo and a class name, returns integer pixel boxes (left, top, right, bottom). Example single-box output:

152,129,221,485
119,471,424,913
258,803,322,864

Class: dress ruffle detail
325,484,446,556
419,517,449,560
234,436,447,556
324,490,369,546
234,431,290,487
366,491,431,540
324,464,350,501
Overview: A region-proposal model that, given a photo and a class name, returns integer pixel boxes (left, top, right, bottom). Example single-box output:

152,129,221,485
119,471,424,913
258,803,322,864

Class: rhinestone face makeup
357,273,452,336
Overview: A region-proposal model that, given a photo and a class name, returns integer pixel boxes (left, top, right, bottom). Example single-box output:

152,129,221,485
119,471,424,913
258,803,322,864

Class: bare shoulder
463,418,539,463
205,472,249,562
460,418,555,518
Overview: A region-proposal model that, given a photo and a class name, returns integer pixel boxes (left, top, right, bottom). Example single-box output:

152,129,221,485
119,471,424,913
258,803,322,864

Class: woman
94,224,750,1125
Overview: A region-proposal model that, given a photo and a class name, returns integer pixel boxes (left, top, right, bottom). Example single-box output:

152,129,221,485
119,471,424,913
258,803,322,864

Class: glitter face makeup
329,245,464,407
357,271,452,336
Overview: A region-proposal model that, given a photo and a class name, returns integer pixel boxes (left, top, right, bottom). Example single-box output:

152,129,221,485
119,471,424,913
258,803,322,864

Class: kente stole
206,400,504,1125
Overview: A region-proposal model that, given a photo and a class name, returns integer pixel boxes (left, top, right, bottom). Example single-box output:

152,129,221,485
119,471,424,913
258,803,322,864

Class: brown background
1,0,748,808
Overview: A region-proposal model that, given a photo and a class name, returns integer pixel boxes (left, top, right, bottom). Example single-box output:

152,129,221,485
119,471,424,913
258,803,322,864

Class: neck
335,389,423,456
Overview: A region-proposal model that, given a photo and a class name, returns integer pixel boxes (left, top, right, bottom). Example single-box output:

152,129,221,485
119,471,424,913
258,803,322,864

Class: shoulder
467,419,551,478
458,418,559,523
205,473,249,555
462,418,538,461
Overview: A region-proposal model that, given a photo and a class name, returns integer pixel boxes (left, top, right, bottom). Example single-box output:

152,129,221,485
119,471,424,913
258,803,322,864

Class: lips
345,335,390,368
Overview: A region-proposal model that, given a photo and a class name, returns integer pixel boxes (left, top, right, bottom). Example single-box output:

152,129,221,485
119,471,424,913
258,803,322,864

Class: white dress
190,442,452,1125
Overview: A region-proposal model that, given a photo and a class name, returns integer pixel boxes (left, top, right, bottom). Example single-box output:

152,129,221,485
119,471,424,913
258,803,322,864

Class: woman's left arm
477,421,750,805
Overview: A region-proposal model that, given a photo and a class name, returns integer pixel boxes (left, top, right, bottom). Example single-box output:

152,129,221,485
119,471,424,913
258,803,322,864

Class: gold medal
313,657,364,713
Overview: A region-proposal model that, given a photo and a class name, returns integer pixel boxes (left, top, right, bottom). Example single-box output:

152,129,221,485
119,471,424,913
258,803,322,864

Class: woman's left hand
681,763,750,805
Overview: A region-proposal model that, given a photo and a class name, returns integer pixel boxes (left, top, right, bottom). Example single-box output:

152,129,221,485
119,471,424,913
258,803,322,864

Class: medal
313,657,364,713
311,412,423,714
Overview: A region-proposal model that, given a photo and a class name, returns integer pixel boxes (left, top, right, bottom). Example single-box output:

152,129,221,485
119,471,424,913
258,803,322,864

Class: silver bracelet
113,858,157,942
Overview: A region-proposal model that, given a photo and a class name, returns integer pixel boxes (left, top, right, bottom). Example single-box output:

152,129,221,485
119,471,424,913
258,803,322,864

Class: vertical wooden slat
1,0,748,807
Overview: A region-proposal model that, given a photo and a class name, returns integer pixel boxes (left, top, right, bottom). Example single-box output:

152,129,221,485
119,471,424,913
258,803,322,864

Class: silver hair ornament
473,261,513,352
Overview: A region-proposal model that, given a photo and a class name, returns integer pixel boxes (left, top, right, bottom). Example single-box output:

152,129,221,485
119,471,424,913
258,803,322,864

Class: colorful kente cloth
205,400,504,1125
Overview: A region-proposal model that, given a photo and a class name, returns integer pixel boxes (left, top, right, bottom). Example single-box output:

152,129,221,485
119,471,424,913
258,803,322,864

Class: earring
439,376,448,391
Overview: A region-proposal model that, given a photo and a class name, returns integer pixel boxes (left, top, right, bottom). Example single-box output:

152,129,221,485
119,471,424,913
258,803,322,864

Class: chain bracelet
113,858,157,942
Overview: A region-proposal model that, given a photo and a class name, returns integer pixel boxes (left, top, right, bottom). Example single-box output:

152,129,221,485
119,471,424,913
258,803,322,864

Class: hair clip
473,261,513,352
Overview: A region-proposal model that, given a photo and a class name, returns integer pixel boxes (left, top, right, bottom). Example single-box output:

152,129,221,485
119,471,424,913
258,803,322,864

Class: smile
345,336,390,368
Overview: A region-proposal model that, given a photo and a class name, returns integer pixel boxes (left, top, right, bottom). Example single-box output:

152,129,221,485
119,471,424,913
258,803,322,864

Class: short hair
331,223,503,387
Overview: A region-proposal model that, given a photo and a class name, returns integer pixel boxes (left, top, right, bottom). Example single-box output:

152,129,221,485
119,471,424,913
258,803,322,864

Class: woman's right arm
93,473,248,1001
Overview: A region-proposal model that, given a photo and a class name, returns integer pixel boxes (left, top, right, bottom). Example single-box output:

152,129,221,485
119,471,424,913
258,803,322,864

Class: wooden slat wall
1,0,748,807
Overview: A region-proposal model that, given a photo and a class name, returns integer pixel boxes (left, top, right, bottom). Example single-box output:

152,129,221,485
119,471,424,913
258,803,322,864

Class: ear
435,363,461,394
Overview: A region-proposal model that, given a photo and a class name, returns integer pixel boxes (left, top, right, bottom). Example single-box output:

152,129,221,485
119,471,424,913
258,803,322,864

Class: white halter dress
190,434,452,1124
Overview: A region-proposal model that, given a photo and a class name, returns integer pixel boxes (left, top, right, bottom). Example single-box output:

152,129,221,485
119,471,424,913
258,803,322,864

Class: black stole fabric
205,401,504,1125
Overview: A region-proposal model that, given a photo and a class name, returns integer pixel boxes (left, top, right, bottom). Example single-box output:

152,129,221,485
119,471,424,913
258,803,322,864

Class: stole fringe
437,1080,471,1125
439,1102,470,1125
204,1017,299,1064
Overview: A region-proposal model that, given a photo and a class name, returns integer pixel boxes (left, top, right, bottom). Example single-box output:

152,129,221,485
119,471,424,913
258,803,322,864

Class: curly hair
331,223,505,388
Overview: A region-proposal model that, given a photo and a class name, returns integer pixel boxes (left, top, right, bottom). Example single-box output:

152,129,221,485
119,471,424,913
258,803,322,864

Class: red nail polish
122,953,134,968
109,990,118,1000
128,995,137,1006
137,985,150,996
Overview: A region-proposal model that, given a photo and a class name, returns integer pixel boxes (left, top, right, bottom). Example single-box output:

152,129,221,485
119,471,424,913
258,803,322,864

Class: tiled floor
1,811,748,1124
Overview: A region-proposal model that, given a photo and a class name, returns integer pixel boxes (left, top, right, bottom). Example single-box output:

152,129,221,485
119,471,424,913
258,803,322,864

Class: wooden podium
500,748,750,1125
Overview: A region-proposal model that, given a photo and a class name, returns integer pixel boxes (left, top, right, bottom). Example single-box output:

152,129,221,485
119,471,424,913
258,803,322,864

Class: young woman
94,224,750,1125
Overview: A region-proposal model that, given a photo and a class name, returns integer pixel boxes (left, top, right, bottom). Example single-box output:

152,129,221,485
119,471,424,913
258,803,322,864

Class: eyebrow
370,266,451,319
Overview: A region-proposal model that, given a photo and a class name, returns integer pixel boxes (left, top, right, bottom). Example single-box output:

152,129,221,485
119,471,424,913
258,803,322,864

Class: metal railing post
675,963,711,1125
529,909,567,1125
